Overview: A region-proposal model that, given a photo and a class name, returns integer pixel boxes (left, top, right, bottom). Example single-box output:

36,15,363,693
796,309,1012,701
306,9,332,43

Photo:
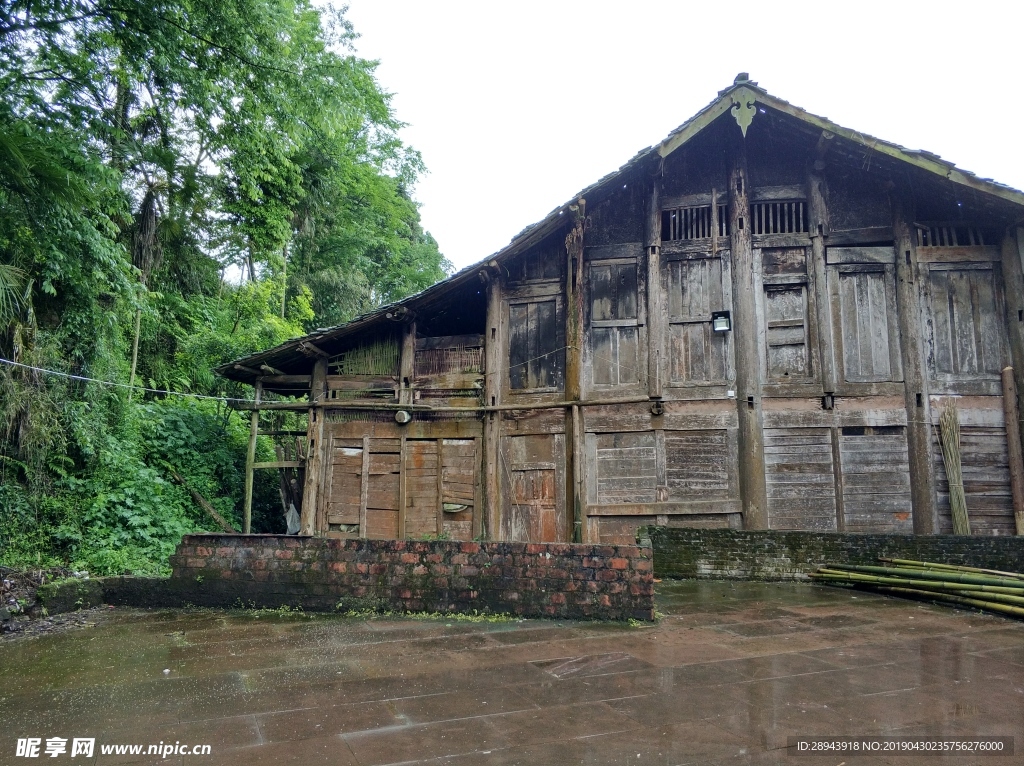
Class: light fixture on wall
712,311,732,333
394,410,412,424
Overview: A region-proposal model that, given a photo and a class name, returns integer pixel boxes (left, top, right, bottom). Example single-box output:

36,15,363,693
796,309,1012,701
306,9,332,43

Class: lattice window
915,223,993,247
662,205,729,241
750,200,807,235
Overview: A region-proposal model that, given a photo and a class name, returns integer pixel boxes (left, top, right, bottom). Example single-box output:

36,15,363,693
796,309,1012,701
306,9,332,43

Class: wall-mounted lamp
394,410,412,424
712,311,732,333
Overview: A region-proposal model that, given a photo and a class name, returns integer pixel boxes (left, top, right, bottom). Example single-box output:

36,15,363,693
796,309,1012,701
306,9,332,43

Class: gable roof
219,75,1024,388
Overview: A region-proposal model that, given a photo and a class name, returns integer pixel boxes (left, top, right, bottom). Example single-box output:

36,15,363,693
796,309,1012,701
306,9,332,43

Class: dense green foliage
0,0,449,573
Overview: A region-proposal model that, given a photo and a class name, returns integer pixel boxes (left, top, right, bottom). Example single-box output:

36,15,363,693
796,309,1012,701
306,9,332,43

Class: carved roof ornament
731,84,758,138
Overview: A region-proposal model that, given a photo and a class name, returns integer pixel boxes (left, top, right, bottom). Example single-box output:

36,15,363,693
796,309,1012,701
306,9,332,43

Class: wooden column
1002,229,1024,534
646,170,664,399
565,202,586,542
299,358,328,535
807,170,837,394
483,267,502,540
1001,368,1024,534
399,320,416,406
891,190,937,533
728,136,769,529
243,379,262,534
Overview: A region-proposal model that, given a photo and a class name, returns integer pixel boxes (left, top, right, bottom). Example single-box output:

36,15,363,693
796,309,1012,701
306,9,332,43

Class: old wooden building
221,75,1024,544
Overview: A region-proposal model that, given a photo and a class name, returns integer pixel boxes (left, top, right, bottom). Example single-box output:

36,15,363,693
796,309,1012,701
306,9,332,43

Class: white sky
339,0,1024,272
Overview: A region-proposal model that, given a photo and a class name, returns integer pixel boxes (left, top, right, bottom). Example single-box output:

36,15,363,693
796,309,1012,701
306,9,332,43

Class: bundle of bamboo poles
938,399,971,535
810,558,1024,620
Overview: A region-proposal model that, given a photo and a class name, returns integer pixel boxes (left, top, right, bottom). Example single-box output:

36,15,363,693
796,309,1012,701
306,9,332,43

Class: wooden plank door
501,433,567,542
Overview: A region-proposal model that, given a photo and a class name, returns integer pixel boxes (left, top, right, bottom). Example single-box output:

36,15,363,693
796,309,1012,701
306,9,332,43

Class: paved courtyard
2,581,1023,765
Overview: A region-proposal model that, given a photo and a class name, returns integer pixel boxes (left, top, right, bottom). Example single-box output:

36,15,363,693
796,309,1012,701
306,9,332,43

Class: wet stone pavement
1,582,1023,766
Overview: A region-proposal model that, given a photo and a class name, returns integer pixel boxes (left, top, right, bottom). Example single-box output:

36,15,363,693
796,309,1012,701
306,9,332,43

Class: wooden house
220,75,1024,544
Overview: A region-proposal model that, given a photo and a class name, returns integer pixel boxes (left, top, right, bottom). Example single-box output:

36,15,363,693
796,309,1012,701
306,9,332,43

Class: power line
0,358,254,404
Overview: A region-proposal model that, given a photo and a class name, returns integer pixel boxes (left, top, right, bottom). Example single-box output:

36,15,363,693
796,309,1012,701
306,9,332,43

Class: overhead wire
0,357,254,404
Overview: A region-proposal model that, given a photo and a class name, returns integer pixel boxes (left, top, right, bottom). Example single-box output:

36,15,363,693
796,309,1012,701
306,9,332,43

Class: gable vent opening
662,204,730,241
750,200,808,235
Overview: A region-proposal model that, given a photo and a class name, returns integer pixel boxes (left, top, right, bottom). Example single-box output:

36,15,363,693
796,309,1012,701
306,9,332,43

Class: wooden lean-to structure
219,75,1024,543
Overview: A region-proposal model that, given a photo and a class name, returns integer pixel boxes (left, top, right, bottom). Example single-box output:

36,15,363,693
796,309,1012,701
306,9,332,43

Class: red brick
399,553,419,564
608,558,629,570
633,559,653,572
549,592,566,605
354,563,369,574
329,562,347,573
186,558,207,568
460,566,480,577
412,565,428,576
274,550,293,560
460,542,481,554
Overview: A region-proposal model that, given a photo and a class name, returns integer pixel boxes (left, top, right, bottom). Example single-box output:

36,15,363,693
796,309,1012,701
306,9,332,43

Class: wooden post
483,267,502,540
1001,368,1024,535
565,202,586,542
645,170,664,399
243,379,262,534
299,358,328,535
359,435,370,538
398,434,408,539
807,170,836,394
891,190,937,533
399,320,416,406
728,134,769,529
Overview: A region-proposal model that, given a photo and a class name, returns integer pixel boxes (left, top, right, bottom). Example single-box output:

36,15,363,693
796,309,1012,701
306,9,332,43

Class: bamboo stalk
811,570,1024,596
825,563,1024,588
878,558,1024,581
873,586,1024,619
939,398,971,534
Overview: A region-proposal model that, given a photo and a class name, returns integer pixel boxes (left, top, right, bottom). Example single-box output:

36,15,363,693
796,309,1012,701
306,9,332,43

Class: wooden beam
298,341,329,358
299,358,328,535
258,375,311,386
243,380,262,533
728,132,769,530
891,189,938,533
415,334,485,351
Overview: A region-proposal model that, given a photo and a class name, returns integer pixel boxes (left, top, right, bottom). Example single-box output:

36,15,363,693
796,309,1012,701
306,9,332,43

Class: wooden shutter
829,263,902,383
589,260,642,387
508,297,565,391
926,263,1004,378
666,255,730,384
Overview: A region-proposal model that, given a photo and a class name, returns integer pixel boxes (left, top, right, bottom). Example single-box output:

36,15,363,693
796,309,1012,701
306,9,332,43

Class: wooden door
501,433,567,542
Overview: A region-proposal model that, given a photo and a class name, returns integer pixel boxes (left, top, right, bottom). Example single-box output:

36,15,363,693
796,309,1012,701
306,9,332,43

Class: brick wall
647,528,1024,581
167,535,654,621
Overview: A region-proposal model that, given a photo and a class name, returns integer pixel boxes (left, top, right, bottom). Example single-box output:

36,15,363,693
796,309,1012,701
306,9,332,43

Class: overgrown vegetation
0,1,450,574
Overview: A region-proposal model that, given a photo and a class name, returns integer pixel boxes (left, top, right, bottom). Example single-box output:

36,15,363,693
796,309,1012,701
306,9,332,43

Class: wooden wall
297,119,1023,544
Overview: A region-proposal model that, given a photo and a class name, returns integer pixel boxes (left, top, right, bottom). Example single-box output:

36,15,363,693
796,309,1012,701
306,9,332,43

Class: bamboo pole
879,558,1024,581
874,586,1024,619
823,563,1024,589
811,570,1024,595
939,398,970,534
